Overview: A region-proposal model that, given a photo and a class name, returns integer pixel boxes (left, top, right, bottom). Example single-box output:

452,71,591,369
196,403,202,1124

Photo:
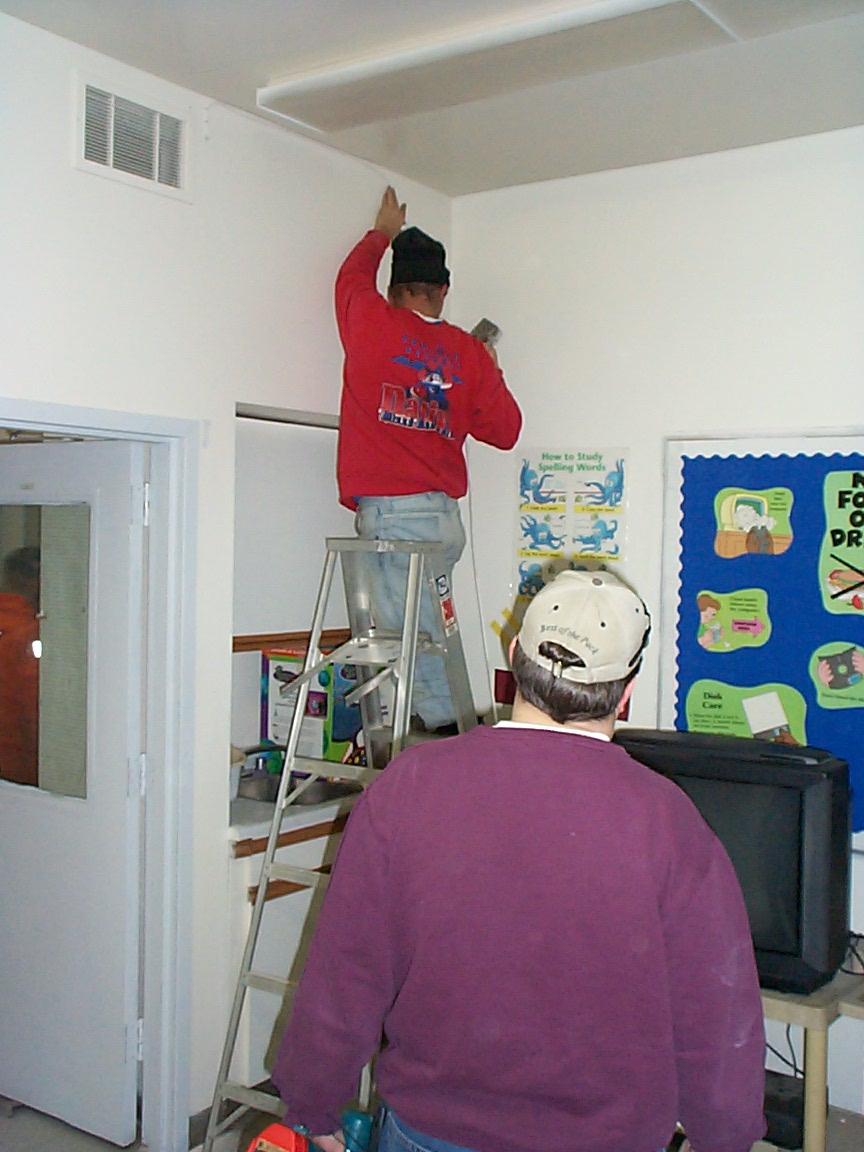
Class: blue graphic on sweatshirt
378,335,463,437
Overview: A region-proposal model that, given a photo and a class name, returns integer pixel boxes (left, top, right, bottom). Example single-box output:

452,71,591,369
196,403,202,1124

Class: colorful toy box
261,649,372,767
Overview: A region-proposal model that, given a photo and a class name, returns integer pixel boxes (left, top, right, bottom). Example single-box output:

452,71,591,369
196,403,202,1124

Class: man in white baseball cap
513,567,651,719
274,569,766,1152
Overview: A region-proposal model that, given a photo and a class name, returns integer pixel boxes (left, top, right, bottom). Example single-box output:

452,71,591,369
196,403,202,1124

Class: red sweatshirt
0,592,39,785
335,230,522,509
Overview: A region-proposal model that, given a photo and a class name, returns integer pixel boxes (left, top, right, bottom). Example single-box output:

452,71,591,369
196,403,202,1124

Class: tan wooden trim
249,864,332,903
839,985,864,1021
233,815,349,859
232,628,351,654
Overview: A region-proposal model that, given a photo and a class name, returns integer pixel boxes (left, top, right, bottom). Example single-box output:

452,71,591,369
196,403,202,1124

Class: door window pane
0,505,90,796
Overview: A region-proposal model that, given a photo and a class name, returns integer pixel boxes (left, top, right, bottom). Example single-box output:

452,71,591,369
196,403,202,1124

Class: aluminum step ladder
203,537,477,1150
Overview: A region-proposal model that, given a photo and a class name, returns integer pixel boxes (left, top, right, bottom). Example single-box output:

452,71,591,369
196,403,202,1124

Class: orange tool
245,1124,312,1152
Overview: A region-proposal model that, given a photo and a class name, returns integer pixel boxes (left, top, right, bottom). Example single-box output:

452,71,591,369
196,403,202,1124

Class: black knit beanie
389,227,450,287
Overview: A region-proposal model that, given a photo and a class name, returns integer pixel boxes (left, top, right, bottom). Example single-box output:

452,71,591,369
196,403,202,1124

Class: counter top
229,793,359,840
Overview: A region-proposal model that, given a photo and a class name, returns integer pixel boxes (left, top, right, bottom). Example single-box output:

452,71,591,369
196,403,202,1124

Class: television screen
666,775,800,955
613,729,851,993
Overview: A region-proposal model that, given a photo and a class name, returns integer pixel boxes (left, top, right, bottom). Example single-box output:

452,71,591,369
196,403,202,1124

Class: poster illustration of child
697,593,724,649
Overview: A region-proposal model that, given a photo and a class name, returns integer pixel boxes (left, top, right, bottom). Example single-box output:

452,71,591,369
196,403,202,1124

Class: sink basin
237,772,362,805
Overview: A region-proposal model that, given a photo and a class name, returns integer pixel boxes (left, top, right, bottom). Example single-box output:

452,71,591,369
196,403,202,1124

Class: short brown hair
697,593,720,612
511,640,634,723
388,282,445,305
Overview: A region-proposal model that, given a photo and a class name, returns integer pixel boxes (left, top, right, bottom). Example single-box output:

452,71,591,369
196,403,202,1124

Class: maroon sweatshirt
273,726,766,1152
334,230,522,509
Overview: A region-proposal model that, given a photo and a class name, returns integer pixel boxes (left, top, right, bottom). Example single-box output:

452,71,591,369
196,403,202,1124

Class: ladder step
327,636,404,667
326,634,439,667
268,862,331,890
287,756,384,784
245,971,298,996
220,1082,285,1117
288,756,365,780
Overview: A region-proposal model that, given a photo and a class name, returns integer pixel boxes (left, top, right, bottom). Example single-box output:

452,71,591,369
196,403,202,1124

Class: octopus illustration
583,459,624,506
520,459,556,505
518,561,546,596
521,515,566,550
575,517,619,555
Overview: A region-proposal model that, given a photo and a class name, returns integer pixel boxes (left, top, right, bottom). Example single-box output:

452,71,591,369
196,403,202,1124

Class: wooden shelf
232,815,348,859
232,628,351,654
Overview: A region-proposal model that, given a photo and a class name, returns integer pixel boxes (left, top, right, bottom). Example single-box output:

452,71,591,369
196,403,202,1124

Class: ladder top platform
325,536,446,555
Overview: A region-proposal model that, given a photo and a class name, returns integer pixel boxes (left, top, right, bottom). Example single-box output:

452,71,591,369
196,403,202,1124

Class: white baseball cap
518,569,651,684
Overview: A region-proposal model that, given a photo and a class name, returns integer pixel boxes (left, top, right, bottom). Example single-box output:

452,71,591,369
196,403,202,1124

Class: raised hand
374,185,406,240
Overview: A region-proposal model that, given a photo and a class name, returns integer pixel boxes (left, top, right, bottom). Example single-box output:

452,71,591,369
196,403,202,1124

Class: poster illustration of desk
661,436,864,834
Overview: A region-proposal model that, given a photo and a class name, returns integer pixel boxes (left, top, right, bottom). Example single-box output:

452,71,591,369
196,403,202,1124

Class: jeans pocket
379,1113,430,1152
356,504,383,539
376,512,442,545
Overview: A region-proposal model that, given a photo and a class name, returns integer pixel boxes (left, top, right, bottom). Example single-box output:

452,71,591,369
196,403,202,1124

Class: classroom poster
490,447,631,656
666,440,864,832
516,447,628,596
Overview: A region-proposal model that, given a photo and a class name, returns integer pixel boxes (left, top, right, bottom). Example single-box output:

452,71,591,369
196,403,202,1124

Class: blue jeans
378,1110,475,1152
378,1109,669,1152
354,493,466,729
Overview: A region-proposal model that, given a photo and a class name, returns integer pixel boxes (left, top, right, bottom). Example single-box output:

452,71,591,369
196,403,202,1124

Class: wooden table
760,968,864,1152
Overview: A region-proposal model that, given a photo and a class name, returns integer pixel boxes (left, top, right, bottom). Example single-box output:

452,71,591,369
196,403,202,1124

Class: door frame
0,396,197,1152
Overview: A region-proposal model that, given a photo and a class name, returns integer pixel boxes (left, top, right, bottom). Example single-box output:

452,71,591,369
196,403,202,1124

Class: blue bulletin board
661,436,864,834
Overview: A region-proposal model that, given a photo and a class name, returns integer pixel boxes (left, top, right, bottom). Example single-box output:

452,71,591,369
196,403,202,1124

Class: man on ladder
335,186,522,734
202,192,517,1151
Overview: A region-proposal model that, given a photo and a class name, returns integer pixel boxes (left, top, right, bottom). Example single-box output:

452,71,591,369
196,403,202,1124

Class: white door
0,440,144,1146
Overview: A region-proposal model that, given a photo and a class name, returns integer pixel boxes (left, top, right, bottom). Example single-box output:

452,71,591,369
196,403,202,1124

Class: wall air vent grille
83,85,183,189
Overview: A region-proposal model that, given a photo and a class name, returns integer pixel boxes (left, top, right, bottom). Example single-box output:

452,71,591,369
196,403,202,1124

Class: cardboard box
261,650,371,767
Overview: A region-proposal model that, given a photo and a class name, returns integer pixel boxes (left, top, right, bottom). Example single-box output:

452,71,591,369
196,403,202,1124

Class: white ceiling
4,0,864,194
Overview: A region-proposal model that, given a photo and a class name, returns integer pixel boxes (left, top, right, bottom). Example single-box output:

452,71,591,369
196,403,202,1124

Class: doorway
0,402,196,1152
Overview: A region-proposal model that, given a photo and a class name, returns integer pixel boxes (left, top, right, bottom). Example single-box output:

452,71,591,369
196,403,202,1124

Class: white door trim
0,397,198,1152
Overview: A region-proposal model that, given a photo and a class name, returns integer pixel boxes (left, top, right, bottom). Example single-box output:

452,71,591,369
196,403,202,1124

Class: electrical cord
766,932,862,1081
766,933,864,1069
766,1025,801,1078
840,930,864,975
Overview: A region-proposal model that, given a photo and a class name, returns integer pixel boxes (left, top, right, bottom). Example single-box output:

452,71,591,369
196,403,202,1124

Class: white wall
0,12,450,1117
451,128,864,1111
231,419,356,750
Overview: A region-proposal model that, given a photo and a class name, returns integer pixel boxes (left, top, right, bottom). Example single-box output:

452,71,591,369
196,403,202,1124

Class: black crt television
613,729,851,994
